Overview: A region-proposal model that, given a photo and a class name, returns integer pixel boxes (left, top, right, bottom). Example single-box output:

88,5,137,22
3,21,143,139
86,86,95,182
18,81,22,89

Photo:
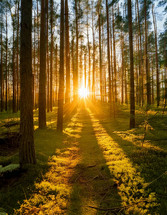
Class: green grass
1,101,167,214
89,101,167,214
68,106,121,215
0,106,76,215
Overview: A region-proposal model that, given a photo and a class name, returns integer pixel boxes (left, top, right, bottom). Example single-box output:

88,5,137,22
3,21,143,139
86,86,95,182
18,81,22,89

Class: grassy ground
88,100,167,214
68,104,121,215
0,106,76,214
0,101,167,214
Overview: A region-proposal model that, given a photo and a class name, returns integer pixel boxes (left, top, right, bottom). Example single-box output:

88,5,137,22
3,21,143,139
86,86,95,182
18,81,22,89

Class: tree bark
12,10,17,113
74,0,78,101
65,0,70,104
0,21,4,112
57,0,64,132
106,0,111,115
50,0,53,110
112,6,117,103
46,0,49,113
144,0,151,106
136,0,143,106
55,44,58,103
98,2,102,102
20,0,36,165
39,0,47,128
5,10,8,111
16,2,20,111
128,0,135,128
152,4,160,106
92,1,95,100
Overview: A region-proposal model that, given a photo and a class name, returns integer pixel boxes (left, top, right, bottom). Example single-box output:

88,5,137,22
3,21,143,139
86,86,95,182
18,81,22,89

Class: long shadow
0,107,78,215
68,105,121,215
95,111,167,214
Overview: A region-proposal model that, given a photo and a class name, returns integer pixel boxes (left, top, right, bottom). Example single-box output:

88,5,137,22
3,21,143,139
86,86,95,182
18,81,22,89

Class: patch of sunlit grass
14,112,81,215
63,115,83,139
114,130,165,152
88,108,158,214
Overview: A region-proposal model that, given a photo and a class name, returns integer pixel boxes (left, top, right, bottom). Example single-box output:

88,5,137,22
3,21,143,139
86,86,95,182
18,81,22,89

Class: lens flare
78,87,89,98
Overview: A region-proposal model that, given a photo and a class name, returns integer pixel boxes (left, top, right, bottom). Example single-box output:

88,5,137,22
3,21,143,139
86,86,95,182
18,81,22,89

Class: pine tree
39,0,47,129
57,0,65,132
20,0,36,165
128,0,135,128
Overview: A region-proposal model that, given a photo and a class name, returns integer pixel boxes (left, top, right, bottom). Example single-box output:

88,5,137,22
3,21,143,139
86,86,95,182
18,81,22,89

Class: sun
78,87,89,98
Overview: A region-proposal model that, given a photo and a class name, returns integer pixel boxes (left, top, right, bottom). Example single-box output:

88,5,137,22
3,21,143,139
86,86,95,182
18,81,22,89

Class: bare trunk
98,4,102,102
74,0,78,100
39,0,47,128
0,22,4,112
55,44,58,103
12,14,17,113
50,0,53,110
144,0,151,106
92,1,95,100
5,11,8,111
46,0,49,112
20,0,36,165
16,2,20,111
57,0,64,131
106,0,111,114
128,0,135,128
65,0,70,104
112,6,117,103
152,4,160,106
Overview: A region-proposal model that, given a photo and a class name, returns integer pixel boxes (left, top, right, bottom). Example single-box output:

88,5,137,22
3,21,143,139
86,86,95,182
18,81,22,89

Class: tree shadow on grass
98,117,167,215
0,107,78,214
67,107,121,215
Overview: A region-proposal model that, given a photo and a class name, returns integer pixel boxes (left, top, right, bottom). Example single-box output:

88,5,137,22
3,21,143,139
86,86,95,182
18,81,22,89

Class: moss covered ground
0,101,167,214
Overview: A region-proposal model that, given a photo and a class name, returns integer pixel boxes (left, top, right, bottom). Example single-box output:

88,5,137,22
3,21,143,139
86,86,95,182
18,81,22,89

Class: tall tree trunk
128,0,135,128
39,0,47,129
12,12,17,113
74,0,78,101
84,53,86,88
86,3,91,94
57,0,64,132
55,44,58,103
110,14,115,115
152,4,160,107
65,0,70,104
151,57,154,104
106,0,111,114
136,0,143,106
92,1,95,100
16,2,20,111
112,6,117,103
164,41,167,106
144,0,151,106
46,0,49,113
72,33,75,100
98,2,102,102
37,0,40,108
20,0,36,165
121,21,124,104
50,0,53,110
0,22,4,112
5,10,8,111
80,39,83,89
33,9,36,109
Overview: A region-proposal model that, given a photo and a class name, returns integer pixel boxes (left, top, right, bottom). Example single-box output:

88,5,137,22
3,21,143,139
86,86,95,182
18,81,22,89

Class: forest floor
0,100,167,214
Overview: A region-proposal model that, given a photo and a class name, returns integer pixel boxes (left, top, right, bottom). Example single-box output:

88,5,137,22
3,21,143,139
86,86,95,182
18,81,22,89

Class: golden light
78,87,89,98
